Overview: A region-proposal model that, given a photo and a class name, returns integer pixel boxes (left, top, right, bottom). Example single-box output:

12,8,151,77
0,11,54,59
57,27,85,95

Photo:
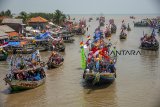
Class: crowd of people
48,51,64,65
7,50,46,81
83,29,116,74
141,30,158,47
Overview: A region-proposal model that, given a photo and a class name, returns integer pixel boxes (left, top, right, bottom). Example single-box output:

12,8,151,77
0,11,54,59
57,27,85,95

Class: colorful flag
80,47,86,70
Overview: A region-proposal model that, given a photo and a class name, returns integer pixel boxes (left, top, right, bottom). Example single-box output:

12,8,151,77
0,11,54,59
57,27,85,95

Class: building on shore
1,18,24,33
0,25,19,39
28,16,48,30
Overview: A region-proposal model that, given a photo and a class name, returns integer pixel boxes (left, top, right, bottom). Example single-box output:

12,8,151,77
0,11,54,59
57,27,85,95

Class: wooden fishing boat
99,22,104,26
76,28,86,35
120,33,127,39
4,77,46,91
61,35,75,43
83,71,116,84
134,20,149,27
130,16,135,19
6,45,36,54
121,24,127,30
140,41,159,51
34,39,52,52
54,43,65,52
36,46,48,52
88,18,93,22
47,52,64,69
4,67,46,91
47,61,64,69
99,16,105,26
111,24,117,33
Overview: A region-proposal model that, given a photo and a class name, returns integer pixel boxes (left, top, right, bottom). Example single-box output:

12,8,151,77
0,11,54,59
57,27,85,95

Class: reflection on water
83,83,118,107
0,15,160,107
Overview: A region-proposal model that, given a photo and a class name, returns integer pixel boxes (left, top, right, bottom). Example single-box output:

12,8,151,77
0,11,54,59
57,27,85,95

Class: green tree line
0,9,69,26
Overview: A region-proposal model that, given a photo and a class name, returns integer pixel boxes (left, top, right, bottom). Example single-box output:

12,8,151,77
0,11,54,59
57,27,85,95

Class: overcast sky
0,0,159,14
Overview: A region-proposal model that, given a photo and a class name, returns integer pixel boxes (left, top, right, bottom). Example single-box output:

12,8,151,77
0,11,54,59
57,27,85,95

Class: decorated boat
140,34,159,51
62,35,75,43
34,39,50,52
109,19,117,33
120,32,127,39
34,33,54,52
80,30,117,85
4,52,46,91
4,75,46,91
134,19,149,27
73,28,86,35
130,16,135,19
52,39,65,52
47,51,64,69
6,41,36,54
111,24,117,33
140,30,159,50
99,16,105,26
121,24,127,30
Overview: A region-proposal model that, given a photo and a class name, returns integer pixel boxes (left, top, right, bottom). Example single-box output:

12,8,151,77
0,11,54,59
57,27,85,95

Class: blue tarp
35,32,52,40
8,42,20,46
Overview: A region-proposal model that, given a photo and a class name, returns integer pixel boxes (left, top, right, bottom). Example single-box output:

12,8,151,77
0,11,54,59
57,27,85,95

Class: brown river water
0,15,160,107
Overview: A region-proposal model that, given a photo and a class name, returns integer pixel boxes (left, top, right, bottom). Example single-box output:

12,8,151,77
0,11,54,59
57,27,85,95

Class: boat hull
7,49,36,54
139,45,159,51
83,72,116,84
47,61,63,69
4,78,46,91
120,34,127,39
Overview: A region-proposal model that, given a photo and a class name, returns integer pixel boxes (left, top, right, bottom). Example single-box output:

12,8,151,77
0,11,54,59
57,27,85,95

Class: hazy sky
0,0,159,14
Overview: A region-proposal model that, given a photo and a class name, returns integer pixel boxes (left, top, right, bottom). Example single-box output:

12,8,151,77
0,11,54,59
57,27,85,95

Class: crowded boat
47,51,64,69
80,29,117,85
4,50,46,91
140,30,159,50
99,16,105,26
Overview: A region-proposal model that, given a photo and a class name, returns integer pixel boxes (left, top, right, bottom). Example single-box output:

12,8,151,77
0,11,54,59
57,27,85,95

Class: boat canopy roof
8,41,27,47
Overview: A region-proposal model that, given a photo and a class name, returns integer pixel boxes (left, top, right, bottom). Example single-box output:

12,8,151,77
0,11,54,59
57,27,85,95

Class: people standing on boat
107,60,116,73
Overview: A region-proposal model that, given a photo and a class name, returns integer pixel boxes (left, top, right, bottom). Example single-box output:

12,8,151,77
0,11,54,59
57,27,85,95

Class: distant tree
5,9,12,17
18,11,29,23
0,11,5,16
53,10,66,25
0,10,12,17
